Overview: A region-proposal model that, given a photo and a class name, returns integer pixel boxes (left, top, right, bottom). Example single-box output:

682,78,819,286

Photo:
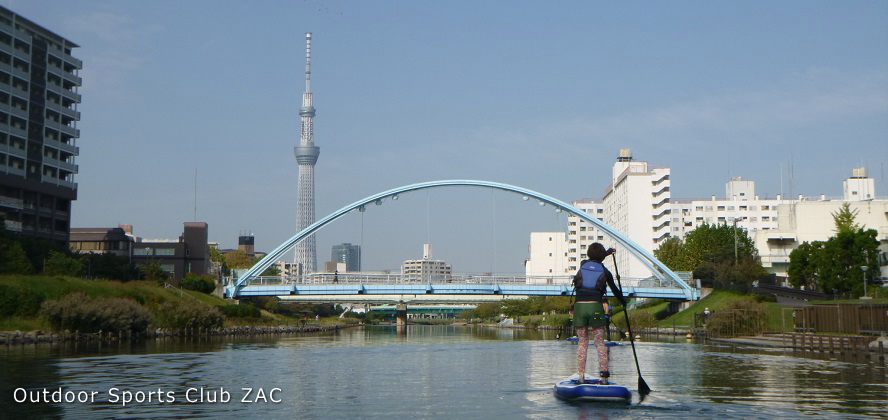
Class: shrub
40,292,151,334
219,304,261,318
0,284,19,317
154,302,223,330
43,251,84,276
611,311,658,331
181,273,216,294
705,299,767,337
0,285,46,318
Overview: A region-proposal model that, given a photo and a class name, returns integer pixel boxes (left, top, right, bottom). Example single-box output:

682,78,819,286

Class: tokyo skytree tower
293,32,319,274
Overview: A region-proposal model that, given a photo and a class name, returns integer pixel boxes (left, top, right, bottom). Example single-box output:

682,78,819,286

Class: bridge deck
233,283,693,301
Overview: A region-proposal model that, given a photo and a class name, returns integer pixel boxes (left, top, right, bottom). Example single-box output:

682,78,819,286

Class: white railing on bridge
224,272,673,290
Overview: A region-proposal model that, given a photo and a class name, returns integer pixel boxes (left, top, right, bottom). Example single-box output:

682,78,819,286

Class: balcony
0,196,24,210
8,124,27,139
59,124,79,138
44,157,78,174
761,255,791,265
4,220,23,232
44,137,80,155
61,70,82,86
59,105,80,120
12,65,28,81
9,104,27,119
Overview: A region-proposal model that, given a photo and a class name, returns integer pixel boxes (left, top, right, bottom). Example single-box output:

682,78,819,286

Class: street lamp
729,217,739,265
861,265,868,298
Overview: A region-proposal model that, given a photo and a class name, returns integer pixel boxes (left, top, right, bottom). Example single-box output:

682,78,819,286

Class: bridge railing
224,272,661,289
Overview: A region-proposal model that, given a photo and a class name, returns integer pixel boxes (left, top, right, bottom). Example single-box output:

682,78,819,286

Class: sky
8,1,888,275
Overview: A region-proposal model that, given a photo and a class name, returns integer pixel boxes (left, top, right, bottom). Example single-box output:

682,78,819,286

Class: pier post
396,302,408,326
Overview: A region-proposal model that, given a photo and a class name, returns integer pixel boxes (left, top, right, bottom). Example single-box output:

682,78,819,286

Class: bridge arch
226,180,697,300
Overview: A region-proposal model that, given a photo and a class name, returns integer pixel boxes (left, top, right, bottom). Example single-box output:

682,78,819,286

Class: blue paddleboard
553,374,631,403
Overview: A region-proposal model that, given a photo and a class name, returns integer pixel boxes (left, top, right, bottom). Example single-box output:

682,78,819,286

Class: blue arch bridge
224,180,700,304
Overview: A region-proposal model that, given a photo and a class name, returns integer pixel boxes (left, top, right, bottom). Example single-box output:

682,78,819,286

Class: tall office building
293,32,319,275
0,6,81,244
331,242,361,272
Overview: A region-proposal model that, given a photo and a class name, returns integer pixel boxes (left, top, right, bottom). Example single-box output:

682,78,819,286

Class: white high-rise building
528,153,888,283
525,232,570,282
402,244,452,282
293,32,320,274
604,149,671,278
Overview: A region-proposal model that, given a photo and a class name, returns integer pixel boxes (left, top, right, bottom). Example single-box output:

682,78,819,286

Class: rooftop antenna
193,168,198,221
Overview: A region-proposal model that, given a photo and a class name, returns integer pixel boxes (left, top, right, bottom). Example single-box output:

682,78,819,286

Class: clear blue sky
10,1,888,274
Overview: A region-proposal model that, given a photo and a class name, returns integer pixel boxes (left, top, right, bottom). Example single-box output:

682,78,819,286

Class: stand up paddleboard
553,374,631,403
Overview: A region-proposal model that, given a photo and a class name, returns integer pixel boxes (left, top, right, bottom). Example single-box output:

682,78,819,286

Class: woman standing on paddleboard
572,243,626,384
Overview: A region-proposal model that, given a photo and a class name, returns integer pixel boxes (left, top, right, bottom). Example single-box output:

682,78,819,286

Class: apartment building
0,6,81,244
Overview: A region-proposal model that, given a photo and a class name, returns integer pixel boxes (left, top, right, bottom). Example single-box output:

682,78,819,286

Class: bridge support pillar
396,303,407,326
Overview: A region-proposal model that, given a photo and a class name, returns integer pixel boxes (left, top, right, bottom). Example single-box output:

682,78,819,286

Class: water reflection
0,326,885,419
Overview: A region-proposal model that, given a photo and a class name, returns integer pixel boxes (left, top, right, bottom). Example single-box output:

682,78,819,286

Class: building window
762,205,770,210
134,248,152,256
155,248,175,256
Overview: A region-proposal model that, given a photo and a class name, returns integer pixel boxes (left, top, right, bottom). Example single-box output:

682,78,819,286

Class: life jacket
578,261,607,291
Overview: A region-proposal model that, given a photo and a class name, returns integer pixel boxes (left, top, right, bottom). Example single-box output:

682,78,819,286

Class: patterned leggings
577,326,607,377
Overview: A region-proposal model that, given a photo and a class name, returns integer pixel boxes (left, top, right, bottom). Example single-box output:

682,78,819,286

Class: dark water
1,326,886,419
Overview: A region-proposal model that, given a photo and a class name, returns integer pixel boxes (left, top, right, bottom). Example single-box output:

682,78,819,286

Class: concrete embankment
0,324,351,345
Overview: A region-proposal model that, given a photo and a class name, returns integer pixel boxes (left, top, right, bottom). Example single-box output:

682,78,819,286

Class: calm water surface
1,326,886,419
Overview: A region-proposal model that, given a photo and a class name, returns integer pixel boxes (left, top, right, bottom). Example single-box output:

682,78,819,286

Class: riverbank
0,323,354,345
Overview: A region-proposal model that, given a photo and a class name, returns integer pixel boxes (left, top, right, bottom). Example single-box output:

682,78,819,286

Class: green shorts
574,302,608,328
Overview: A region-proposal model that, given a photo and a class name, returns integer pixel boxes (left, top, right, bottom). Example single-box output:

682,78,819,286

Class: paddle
611,252,651,397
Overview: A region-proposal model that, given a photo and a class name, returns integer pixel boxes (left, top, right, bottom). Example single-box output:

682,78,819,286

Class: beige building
402,244,451,282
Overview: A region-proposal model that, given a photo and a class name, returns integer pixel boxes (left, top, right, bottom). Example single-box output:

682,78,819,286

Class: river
1,325,886,419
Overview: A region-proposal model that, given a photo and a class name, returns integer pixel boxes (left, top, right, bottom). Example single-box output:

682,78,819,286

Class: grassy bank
0,275,354,332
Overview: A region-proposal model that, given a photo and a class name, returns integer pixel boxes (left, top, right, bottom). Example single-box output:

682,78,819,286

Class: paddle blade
638,377,651,396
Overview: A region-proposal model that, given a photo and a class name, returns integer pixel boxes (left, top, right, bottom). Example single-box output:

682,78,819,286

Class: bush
0,284,19,317
0,285,46,318
40,292,152,334
705,299,767,337
43,251,84,276
154,302,223,330
219,304,261,318
611,311,658,331
181,273,216,294
546,314,573,328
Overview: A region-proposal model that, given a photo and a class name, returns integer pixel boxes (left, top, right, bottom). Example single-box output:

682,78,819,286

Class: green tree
787,241,822,290
787,204,880,296
43,250,84,276
654,222,762,289
0,240,33,274
140,259,170,285
209,246,230,276
78,252,139,281
683,223,757,267
223,250,252,269
181,273,217,293
465,302,502,320
832,203,860,233
653,236,694,271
